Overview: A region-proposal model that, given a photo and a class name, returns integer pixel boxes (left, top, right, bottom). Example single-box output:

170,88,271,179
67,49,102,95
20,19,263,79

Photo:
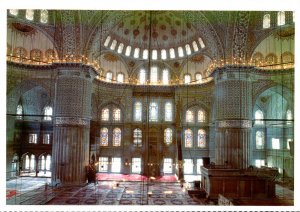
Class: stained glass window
134,102,142,121
255,110,264,125
125,46,131,56
29,134,37,144
132,158,141,173
100,128,108,146
164,128,172,145
198,37,205,48
43,106,52,121
113,128,121,146
110,40,117,50
162,69,169,85
263,14,270,29
169,48,175,59
184,74,191,84
106,72,112,82
43,134,50,144
185,44,191,55
161,49,167,60
256,131,264,149
133,128,142,147
143,49,148,59
178,46,184,57
134,48,140,58
198,109,205,122
117,43,124,53
26,10,34,21
198,129,206,148
117,73,124,83
113,108,121,121
150,67,158,84
195,73,202,83
277,11,285,26
152,49,157,60
104,36,111,47
40,10,48,23
9,9,18,16
165,102,172,121
186,110,194,123
163,158,173,174
139,69,146,84
149,102,158,122
99,157,108,172
192,41,199,52
16,105,23,120
185,129,193,148
101,108,109,121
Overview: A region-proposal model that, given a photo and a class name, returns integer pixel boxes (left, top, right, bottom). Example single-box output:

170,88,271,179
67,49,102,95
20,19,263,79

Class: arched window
185,44,191,55
125,46,131,56
134,102,142,121
150,66,158,84
184,74,191,84
178,46,184,57
41,156,45,170
16,105,23,120
256,131,264,149
184,129,193,148
40,10,48,23
277,11,285,26
186,110,194,123
198,109,205,122
134,48,140,58
198,129,206,148
110,40,117,50
9,9,18,16
25,155,30,169
101,108,109,121
161,49,167,60
263,14,271,29
162,69,169,85
164,128,172,145
139,69,146,84
255,110,264,125
133,128,142,147
152,49,157,60
165,102,172,121
43,106,52,121
104,36,111,47
106,72,113,82
113,108,121,121
143,49,148,59
46,155,51,170
30,155,35,171
198,37,205,48
117,43,124,54
113,128,121,146
192,41,199,52
26,10,34,21
149,102,158,122
169,48,175,59
117,73,124,83
100,128,108,146
195,73,202,83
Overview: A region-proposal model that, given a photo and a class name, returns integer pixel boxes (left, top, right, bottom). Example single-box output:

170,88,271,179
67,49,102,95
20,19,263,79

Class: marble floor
6,177,294,205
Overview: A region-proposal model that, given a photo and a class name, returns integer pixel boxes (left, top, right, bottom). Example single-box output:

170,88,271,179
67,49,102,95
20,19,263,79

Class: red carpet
6,190,17,199
96,173,178,182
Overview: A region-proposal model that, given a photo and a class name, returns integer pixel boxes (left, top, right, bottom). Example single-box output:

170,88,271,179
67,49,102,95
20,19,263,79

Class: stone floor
6,177,294,205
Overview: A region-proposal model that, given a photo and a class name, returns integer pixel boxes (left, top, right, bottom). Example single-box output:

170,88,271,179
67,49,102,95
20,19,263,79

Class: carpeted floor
96,173,178,182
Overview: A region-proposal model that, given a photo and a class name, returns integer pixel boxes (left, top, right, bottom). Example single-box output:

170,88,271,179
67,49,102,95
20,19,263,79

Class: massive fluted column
213,66,252,169
52,63,96,185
